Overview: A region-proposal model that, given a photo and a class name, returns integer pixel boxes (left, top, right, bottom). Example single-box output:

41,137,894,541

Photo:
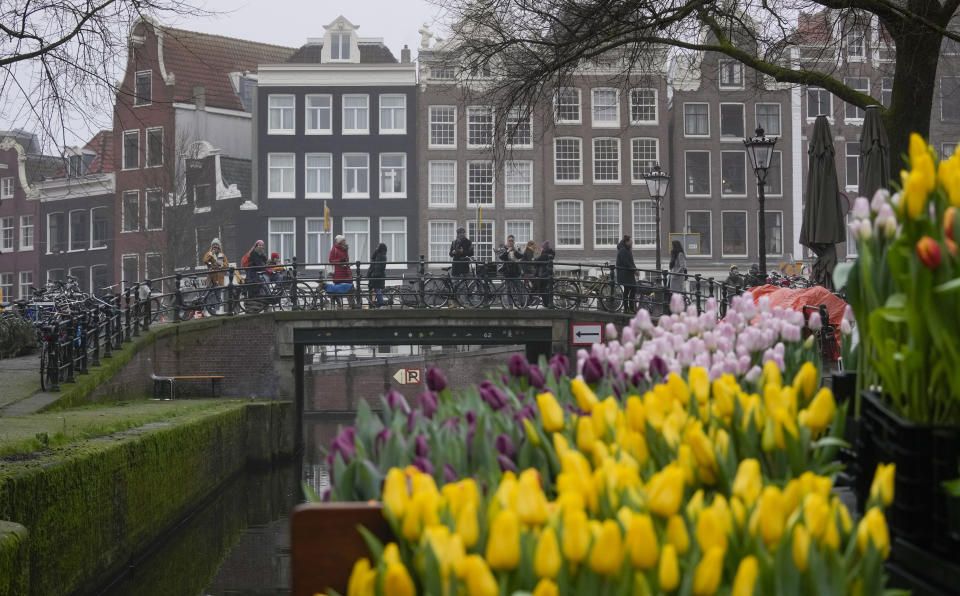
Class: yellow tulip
532,578,559,596
792,361,818,404
553,432,570,458
710,495,733,534
457,500,479,548
730,496,746,527
382,468,408,518
685,422,717,473
534,527,561,579
870,463,896,507
677,444,700,485
347,558,376,596
658,544,680,592
383,543,402,565
666,372,690,405
537,392,565,432
692,546,725,596
459,554,499,596
401,496,423,541
836,499,853,534
732,459,763,506
802,493,830,541
626,513,659,569
577,416,596,453
523,418,541,446
444,478,479,519
626,396,646,431
571,377,599,411
798,387,836,436
485,509,520,570
696,507,728,554
794,526,812,574
940,154,960,206
589,520,624,576
761,360,782,389
732,555,759,596
857,507,891,558
633,572,654,596
714,429,730,459
686,488,705,520
562,508,591,562
772,407,798,449
384,562,416,596
711,379,735,420
517,469,549,526
689,366,710,403
756,486,786,548
761,417,776,452
666,514,690,554
648,465,685,517
822,508,840,550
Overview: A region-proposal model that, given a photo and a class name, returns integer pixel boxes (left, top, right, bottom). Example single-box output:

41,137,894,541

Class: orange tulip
946,206,958,241
917,236,942,269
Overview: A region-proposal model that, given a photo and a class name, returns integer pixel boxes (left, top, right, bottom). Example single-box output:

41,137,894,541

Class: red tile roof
160,26,296,111
84,130,114,174
796,12,831,43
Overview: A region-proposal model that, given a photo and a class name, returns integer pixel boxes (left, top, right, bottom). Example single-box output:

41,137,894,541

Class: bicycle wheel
422,278,449,308
553,279,581,310
39,344,48,391
498,279,525,309
204,291,222,316
598,283,623,312
455,278,484,308
290,282,316,310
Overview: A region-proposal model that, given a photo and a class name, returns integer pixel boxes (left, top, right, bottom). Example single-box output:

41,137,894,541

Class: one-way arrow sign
571,323,604,346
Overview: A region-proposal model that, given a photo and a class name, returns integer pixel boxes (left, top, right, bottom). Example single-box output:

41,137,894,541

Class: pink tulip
605,322,618,341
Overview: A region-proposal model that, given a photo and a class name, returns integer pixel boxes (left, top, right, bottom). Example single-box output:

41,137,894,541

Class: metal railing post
174,274,183,323
112,294,123,351
78,311,88,375
354,260,362,309
123,287,132,342
132,283,142,337
290,257,299,310
143,280,152,331
418,255,426,306
661,269,669,314
694,274,703,314
64,315,76,384
103,305,113,359
227,268,236,316
47,328,60,392
90,308,101,367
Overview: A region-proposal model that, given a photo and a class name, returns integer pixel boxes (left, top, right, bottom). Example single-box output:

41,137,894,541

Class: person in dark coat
449,227,473,277
535,241,555,308
616,235,638,314
498,235,523,278
669,240,687,297
522,240,537,277
367,243,387,308
246,240,269,295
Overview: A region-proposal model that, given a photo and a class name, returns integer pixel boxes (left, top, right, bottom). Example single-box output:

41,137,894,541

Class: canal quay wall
0,400,294,596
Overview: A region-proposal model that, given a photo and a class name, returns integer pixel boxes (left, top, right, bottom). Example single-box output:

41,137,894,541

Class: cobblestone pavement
0,353,40,410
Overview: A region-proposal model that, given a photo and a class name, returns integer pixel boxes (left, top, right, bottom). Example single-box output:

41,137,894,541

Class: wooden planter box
290,502,391,596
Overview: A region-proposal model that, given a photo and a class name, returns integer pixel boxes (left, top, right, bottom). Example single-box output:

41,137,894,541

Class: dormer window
68,155,84,177
331,32,351,60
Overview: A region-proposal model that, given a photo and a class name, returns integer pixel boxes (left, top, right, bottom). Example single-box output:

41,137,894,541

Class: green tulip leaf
833,261,854,290
934,277,960,293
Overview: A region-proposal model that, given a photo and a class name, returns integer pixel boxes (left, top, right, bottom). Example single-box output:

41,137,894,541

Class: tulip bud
798,387,836,436
382,468,408,518
793,524,811,572
425,366,447,391
647,465,685,517
732,556,759,596
418,391,438,419
869,463,896,507
626,513,659,569
576,416,597,453
589,520,624,576
696,507,728,554
528,364,546,389
384,561,415,596
562,508,590,562
534,527,561,579
857,507,891,558
461,554,499,596
582,356,605,384
665,514,689,555
946,206,958,241
536,391,565,432
916,236,942,269
517,469,549,526
948,238,959,258
486,509,520,570
532,578,559,596
347,558,376,596
756,486,786,548
658,544,680,592
692,546,725,596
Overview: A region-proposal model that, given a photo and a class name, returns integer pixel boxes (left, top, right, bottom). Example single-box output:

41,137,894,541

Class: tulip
582,355,605,383
948,238,959,257
572,377,600,412
384,542,402,565
626,513,659,569
534,527,561,579
852,196,871,220
793,524,811,573
494,433,516,459
650,355,669,379
666,514,690,554
626,396,646,431
385,390,410,414
549,353,569,379
870,463,896,507
798,387,836,436
589,520,624,576
413,456,434,475
382,468,408,518
426,366,447,391
517,469,549,525
406,409,418,434
803,493,830,540
456,500,479,548
497,453,518,473
486,509,520,570
460,554,499,596
528,364,546,389
792,361,818,404
692,546,725,596
522,418,541,446
696,507,727,554
418,391,438,419
536,391,565,432
415,434,430,457
857,507,891,558
946,206,958,241
384,562,415,596
916,236,942,269
647,465,685,517
374,428,392,455
756,486,786,548
479,382,509,410
562,508,590,562
732,556,759,596
347,557,375,596
508,352,530,377
659,544,680,592
576,416,597,453
689,366,710,403
761,359,782,389
532,579,559,596
442,463,458,484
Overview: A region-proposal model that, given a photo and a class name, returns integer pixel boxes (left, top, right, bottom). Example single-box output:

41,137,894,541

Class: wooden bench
151,374,224,399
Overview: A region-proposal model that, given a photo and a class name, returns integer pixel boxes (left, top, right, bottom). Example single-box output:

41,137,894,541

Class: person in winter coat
367,243,388,308
245,240,269,295
449,227,473,276
329,235,355,307
266,252,284,281
202,238,228,311
498,235,523,278
616,235,638,314
669,240,687,297
535,241,555,308
522,240,537,277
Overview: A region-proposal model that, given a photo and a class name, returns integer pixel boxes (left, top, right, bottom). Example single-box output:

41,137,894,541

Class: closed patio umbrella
799,115,846,289
858,105,891,199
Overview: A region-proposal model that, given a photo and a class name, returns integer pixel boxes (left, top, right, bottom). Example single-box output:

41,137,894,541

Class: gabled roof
796,12,832,43
220,156,251,201
286,42,398,64
25,154,66,184
82,130,114,175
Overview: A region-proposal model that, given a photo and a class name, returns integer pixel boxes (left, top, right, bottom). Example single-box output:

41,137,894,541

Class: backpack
240,250,251,268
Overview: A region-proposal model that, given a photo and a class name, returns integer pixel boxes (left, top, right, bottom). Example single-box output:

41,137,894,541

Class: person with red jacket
329,235,355,307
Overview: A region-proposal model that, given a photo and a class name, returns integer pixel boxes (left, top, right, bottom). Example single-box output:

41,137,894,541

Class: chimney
401,45,411,63
193,85,206,110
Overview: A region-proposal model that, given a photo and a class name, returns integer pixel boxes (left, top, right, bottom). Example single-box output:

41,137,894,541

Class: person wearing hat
448,227,473,277
244,240,269,295
202,238,229,310
266,252,284,282
329,235,355,307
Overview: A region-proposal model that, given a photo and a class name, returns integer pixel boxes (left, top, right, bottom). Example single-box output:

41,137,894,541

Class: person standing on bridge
617,235,638,314
535,240,555,308
522,240,537,277
449,227,473,277
669,240,687,299
367,243,387,308
202,238,228,311
330,235,355,308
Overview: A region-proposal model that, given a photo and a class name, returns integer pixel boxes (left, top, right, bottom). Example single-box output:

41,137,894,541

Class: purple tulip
501,374,511,385
479,381,508,410
406,409,418,433
466,410,478,444
549,353,569,379
385,390,410,414
415,434,430,457
630,370,646,387
375,428,392,454
649,355,669,380
528,365,546,389
442,416,460,430
514,404,536,423
330,427,356,463
495,433,516,458
497,453,518,473
443,463,458,484
413,457,435,475
321,488,331,502
508,353,530,378
419,391,438,419
426,366,448,392
582,356,604,384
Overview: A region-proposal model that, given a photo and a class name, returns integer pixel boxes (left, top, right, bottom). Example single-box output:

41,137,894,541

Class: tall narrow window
379,153,407,197
630,138,658,182
380,217,407,263
685,211,712,256
146,127,163,167
268,153,295,198
506,107,532,148
379,95,407,134
594,200,621,248
343,95,369,133
505,220,533,246
592,138,620,183
555,88,581,123
467,161,494,206
0,177,12,199
343,154,370,197
764,211,784,256
683,104,709,136
19,215,33,250
429,106,456,147
844,77,869,120
268,218,295,262
719,60,744,88
146,189,163,230
343,218,370,262
146,254,163,282
720,104,745,139
720,152,747,196
807,88,832,118
305,153,332,198
755,104,781,136
69,210,88,251
0,273,12,303
591,89,619,126
554,138,582,183
555,200,583,248
305,94,332,133
18,271,33,299
721,211,748,257
847,29,865,60
467,106,493,147
630,88,657,123
684,152,711,196
428,221,456,263
90,265,109,296
504,161,533,207
121,192,138,232
846,142,861,187
268,95,295,133
0,217,12,251
467,220,494,261
881,78,893,108
306,219,333,264
122,255,139,286
428,161,456,207
632,200,656,248
330,31,351,60
122,130,139,169
134,71,151,106
91,208,108,248
764,152,783,196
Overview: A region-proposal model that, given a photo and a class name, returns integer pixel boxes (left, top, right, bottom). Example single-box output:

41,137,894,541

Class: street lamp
744,127,778,275
643,163,671,271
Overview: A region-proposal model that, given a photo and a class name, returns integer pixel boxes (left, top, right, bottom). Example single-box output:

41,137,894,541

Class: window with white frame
121,191,138,232
719,60,744,88
505,220,533,246
722,211,748,257
763,152,783,196
555,200,583,248
0,273,12,302
305,153,332,198
506,107,532,148
844,77,869,120
91,208,108,248
194,184,212,211
630,138,659,182
504,161,533,207
343,153,369,197
0,217,12,251
720,104,745,139
269,218,295,263
467,106,494,147
845,142,860,188
941,77,960,121
343,95,369,134
554,138,582,183
467,161,494,206
630,89,657,124
428,161,456,207
555,88,581,123
343,217,370,262
594,200,621,248
90,265,109,296
306,218,332,264
134,71,151,106
19,215,33,250
847,29,865,60
268,153,295,198
69,267,86,292
764,211,784,256
880,78,893,109
146,189,163,230
146,127,163,167
268,95,295,133
122,130,138,169
755,103,781,136
720,152,747,196
592,138,620,183
380,217,407,263
69,210,88,251
48,212,66,253
0,177,12,199
330,31,351,60
429,106,456,147
379,95,406,134
683,103,709,136
632,200,656,248
121,255,138,286
592,88,619,127
467,220,494,261
380,153,406,197
430,65,455,80
68,154,83,177
428,221,456,264
305,94,332,133
684,152,711,196
145,253,162,281
686,211,712,256
18,271,32,299
807,87,832,119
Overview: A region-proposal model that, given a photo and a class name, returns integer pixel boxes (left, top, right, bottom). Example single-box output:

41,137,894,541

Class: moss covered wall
0,521,28,596
0,400,292,596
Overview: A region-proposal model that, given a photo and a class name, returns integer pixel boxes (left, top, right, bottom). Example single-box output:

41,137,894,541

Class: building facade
0,134,43,301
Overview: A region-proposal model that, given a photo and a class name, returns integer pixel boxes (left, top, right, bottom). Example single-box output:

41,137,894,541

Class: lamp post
643,163,671,271
744,127,778,275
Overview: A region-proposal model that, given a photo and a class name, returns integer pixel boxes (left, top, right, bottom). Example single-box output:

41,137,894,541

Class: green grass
0,399,238,457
